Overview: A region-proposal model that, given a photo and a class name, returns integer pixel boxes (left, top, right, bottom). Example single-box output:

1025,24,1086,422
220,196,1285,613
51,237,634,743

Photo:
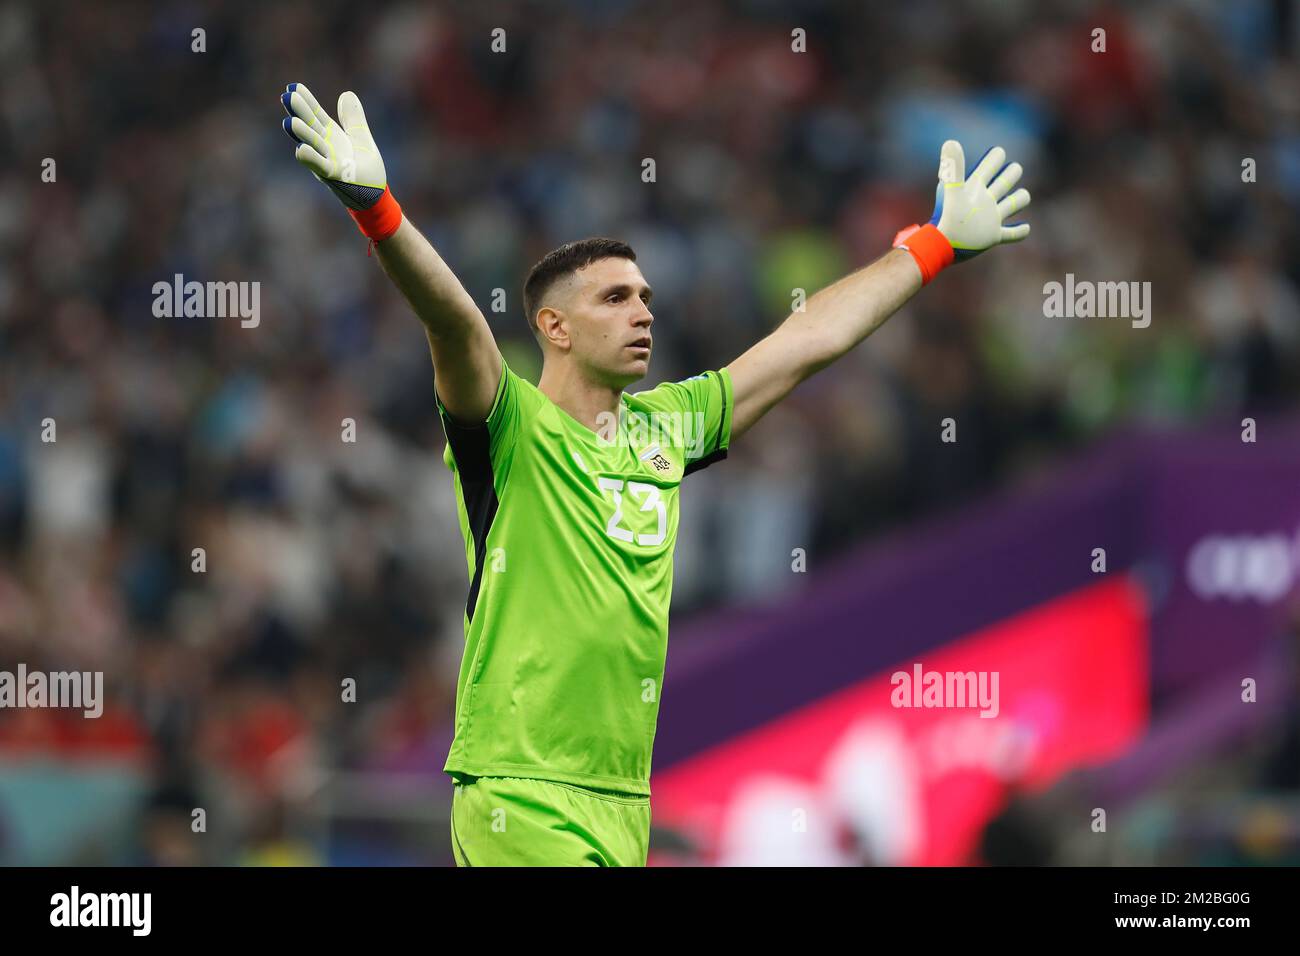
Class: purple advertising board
657,414,1300,769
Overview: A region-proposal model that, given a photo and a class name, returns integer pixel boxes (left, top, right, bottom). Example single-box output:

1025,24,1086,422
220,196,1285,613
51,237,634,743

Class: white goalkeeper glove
281,82,402,243
893,140,1031,284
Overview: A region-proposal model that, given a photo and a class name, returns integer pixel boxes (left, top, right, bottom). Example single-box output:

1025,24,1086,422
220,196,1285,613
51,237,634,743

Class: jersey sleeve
436,355,540,480
629,367,734,476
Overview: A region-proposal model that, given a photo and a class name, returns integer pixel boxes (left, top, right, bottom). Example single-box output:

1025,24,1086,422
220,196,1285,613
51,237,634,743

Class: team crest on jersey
638,443,673,474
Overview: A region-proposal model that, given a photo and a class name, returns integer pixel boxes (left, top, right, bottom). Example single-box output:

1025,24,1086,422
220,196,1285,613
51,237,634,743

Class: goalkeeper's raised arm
725,139,1031,441
280,83,501,423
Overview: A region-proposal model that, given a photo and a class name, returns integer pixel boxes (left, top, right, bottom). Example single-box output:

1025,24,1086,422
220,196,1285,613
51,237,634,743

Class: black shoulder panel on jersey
439,409,499,625
683,446,728,477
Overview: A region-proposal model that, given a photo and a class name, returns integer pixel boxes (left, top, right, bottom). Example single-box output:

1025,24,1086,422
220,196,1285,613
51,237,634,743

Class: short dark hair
522,237,637,337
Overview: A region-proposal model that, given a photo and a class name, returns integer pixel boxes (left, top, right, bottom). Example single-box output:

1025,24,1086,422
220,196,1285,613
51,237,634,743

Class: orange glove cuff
892,223,954,285
348,187,403,243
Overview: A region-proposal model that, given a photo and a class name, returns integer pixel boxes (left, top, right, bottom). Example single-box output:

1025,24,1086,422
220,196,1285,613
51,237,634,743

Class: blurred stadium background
0,0,1298,865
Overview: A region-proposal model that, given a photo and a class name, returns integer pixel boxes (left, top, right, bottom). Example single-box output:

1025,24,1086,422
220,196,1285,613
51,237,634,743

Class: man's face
542,256,654,388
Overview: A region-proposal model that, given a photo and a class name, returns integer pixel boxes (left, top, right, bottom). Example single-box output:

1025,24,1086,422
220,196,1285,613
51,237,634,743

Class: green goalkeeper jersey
435,357,733,795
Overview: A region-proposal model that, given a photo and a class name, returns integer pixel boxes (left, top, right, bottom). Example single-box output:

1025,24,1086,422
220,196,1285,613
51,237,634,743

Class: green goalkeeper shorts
449,774,651,867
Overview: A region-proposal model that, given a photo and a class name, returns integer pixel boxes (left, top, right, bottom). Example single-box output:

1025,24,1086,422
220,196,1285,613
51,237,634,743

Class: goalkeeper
281,83,1030,866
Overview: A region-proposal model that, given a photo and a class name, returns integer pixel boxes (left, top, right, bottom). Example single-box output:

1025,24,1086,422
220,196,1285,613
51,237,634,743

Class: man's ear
537,306,569,350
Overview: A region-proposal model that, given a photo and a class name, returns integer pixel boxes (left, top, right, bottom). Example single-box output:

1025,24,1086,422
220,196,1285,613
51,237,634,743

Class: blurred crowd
0,0,1297,863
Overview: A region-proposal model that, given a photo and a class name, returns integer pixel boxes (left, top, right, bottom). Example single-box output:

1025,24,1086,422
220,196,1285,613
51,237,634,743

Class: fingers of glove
294,142,333,179
337,91,377,155
290,116,331,160
938,139,965,185
283,90,328,137
337,91,370,135
970,146,1007,187
927,180,946,225
281,116,302,145
286,83,335,132
997,187,1031,220
282,83,309,119
1000,222,1031,243
988,162,1023,201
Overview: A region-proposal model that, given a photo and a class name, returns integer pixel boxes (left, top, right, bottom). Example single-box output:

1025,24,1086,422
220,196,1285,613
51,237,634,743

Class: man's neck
537,364,625,435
